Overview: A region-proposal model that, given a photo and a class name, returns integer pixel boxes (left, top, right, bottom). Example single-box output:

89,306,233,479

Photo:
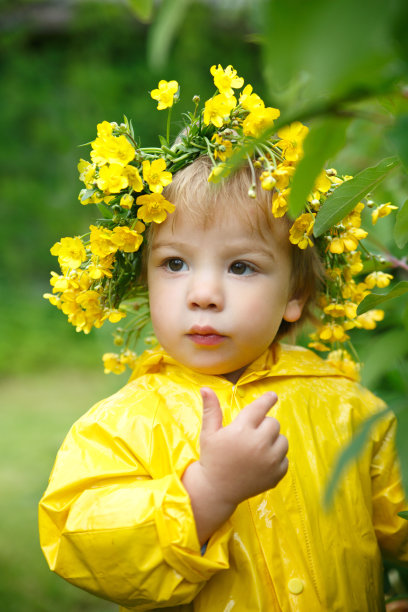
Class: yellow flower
345,251,363,275
276,122,309,162
323,302,358,319
103,352,126,375
260,171,277,192
318,322,349,342
96,163,128,194
89,225,117,258
212,134,233,161
150,80,179,110
344,202,364,229
313,171,332,194
364,271,393,289
341,280,369,304
242,106,280,138
308,341,330,352
203,93,236,128
208,163,228,184
50,236,87,269
78,159,96,188
142,158,172,194
91,134,135,167
120,349,138,369
120,193,134,210
328,227,368,253
88,254,115,279
289,213,315,249
271,189,289,218
96,121,113,138
210,64,244,96
112,226,144,252
104,308,127,323
327,350,360,379
78,190,103,206
354,309,384,330
136,193,175,223
272,163,295,190
123,165,144,192
76,290,102,314
239,84,264,112
372,202,398,225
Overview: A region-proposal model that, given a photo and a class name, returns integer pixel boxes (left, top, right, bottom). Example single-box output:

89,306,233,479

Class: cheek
148,277,180,327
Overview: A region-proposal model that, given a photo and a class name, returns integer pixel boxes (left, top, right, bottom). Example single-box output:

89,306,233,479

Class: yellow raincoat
39,344,408,611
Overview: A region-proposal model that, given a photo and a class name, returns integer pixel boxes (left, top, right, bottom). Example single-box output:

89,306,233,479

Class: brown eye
229,261,253,275
166,258,186,272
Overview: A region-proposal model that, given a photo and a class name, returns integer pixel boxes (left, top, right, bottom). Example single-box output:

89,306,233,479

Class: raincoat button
288,578,304,594
236,387,245,398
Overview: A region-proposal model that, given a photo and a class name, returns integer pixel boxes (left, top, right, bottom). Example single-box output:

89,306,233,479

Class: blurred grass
0,367,127,611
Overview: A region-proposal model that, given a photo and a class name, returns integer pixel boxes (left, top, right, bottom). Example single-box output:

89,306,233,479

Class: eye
229,261,255,276
164,258,187,272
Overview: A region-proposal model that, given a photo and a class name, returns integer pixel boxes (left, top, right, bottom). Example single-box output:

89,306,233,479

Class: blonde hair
146,156,322,340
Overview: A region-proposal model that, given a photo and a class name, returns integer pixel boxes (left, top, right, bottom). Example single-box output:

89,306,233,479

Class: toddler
39,157,407,611
39,66,407,611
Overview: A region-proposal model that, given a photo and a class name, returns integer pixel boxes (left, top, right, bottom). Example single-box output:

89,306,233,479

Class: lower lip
188,334,226,346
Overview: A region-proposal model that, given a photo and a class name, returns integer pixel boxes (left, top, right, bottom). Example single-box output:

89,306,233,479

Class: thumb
200,387,223,436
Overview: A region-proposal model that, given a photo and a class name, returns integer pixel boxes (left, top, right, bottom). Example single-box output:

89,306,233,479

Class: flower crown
44,64,398,377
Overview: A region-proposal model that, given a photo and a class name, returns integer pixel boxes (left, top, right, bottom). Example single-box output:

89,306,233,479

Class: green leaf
147,0,192,71
357,281,408,315
359,329,408,389
324,408,390,507
395,403,408,496
394,199,408,248
128,0,153,22
387,114,408,172
399,511,408,520
262,0,404,114
288,118,349,217
314,157,400,237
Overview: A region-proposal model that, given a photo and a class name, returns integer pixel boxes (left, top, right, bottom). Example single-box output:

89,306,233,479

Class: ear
283,297,305,323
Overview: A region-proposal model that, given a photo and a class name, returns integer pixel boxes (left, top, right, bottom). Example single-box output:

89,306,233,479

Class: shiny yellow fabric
39,344,408,611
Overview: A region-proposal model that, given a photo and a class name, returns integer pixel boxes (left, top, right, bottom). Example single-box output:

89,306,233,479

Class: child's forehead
155,201,291,251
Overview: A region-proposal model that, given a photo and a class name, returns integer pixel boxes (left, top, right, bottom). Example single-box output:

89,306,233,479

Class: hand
198,386,288,506
182,387,288,544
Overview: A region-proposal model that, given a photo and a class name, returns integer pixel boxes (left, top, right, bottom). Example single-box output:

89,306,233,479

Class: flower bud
261,176,276,191
248,184,257,199
192,95,200,104
114,335,124,346
120,193,134,210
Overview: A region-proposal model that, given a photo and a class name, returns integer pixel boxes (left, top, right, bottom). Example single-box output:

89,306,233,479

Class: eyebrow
151,239,277,260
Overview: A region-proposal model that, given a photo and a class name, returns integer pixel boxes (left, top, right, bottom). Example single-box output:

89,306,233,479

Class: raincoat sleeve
38,385,232,610
370,407,408,564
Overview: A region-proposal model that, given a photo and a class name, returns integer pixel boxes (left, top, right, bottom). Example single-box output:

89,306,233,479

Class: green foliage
146,0,193,71
128,0,154,22
261,0,406,115
357,281,408,314
324,407,390,507
394,199,408,248
288,117,349,217
314,157,400,235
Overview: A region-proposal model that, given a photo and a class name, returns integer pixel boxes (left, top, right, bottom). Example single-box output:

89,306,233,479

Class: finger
200,387,223,435
258,415,281,442
239,392,278,427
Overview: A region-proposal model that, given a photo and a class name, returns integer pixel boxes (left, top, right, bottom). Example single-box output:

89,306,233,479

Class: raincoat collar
128,342,354,388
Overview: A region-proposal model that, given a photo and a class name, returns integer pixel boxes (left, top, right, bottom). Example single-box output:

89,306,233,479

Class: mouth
187,326,227,346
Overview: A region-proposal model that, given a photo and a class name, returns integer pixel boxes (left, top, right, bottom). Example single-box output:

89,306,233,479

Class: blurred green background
1,0,407,609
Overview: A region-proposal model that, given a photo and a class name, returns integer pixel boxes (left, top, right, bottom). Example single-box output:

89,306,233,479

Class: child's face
147,208,304,383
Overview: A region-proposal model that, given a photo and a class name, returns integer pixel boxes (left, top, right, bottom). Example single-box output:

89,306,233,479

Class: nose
187,269,224,310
